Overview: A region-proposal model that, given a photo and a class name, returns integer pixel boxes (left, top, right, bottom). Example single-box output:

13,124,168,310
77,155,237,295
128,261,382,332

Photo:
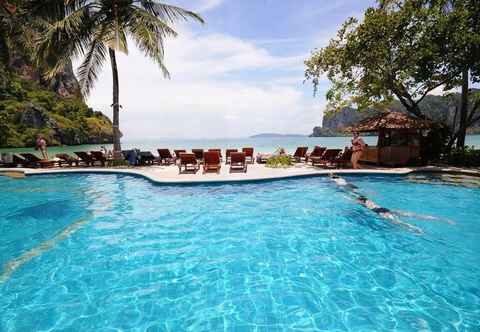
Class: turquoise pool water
0,174,479,331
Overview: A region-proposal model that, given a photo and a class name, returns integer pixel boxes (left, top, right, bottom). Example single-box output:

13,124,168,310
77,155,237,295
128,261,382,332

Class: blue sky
84,0,375,139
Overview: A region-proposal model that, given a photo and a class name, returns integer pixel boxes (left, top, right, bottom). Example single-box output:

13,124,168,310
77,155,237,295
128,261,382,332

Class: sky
81,0,375,139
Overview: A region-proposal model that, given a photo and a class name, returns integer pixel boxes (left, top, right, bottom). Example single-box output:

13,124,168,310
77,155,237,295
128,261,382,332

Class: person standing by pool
351,131,365,169
35,134,48,160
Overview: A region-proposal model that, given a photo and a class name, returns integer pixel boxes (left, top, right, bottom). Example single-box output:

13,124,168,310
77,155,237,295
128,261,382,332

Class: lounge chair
208,149,223,162
242,147,254,164
74,151,95,166
292,147,308,163
20,153,55,168
203,151,221,174
90,151,107,167
12,154,27,167
225,149,238,164
0,153,19,168
332,148,353,168
174,149,186,158
311,149,342,167
192,149,204,163
230,152,247,173
307,146,326,163
55,153,79,167
178,153,200,174
157,149,175,165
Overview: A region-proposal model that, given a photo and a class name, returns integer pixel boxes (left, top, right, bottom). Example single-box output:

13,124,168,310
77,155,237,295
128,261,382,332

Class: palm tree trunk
108,48,122,158
456,69,469,148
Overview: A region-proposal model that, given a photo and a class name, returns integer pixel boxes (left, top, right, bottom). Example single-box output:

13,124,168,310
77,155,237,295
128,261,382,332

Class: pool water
0,174,479,331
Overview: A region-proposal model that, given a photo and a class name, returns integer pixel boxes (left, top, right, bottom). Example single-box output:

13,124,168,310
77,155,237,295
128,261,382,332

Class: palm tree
38,0,204,157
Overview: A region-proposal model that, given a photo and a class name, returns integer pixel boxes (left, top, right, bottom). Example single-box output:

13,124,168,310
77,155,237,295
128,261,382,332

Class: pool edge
2,166,479,185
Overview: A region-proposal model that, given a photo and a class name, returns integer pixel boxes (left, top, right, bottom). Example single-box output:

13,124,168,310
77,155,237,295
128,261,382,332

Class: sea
1,135,480,156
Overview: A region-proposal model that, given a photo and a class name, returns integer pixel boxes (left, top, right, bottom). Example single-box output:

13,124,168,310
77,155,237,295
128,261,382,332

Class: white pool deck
1,163,479,184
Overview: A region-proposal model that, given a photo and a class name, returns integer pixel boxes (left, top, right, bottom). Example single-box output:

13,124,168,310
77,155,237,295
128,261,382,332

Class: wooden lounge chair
307,146,326,163
90,151,107,167
311,149,342,167
242,147,254,164
0,153,20,167
12,154,27,167
332,148,353,168
174,149,186,159
74,151,95,166
178,153,200,174
208,149,223,162
55,153,79,167
225,149,238,164
192,149,204,163
20,153,55,168
292,147,308,163
203,151,221,174
230,152,247,173
157,149,175,165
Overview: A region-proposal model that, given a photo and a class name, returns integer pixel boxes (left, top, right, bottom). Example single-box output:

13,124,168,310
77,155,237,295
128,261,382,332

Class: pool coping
1,165,480,185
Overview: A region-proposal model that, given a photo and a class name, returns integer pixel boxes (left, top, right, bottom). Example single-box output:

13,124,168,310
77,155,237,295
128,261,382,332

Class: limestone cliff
0,47,113,148
310,94,480,136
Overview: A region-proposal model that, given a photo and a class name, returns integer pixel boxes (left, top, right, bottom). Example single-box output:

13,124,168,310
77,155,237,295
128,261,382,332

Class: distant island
250,133,306,138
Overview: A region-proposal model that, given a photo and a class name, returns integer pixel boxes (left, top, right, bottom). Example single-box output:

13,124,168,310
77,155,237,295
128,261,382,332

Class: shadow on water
4,200,73,221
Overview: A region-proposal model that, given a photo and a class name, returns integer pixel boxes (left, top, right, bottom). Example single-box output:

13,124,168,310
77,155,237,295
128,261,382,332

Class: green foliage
109,159,129,167
266,155,293,168
0,71,112,148
444,146,480,167
305,2,446,116
305,0,479,118
38,0,204,96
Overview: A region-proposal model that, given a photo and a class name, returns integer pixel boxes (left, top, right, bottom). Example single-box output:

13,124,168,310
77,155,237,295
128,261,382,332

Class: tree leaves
304,0,479,118
38,0,204,96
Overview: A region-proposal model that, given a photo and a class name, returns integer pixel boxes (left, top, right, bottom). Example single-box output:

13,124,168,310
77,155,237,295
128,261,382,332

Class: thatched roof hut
347,111,433,132
347,111,434,166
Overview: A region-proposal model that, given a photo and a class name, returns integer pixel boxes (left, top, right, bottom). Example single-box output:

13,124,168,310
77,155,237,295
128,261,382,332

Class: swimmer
332,176,423,234
332,175,359,190
356,195,423,234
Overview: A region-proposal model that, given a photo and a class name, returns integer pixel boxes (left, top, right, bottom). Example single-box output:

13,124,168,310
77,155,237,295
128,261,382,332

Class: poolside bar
349,111,433,166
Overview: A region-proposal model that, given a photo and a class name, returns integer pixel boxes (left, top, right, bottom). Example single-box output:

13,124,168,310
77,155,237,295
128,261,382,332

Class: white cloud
196,0,224,12
80,29,324,139
169,0,224,12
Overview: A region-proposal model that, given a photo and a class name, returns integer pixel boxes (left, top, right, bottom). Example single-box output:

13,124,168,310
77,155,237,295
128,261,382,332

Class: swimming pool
0,173,479,331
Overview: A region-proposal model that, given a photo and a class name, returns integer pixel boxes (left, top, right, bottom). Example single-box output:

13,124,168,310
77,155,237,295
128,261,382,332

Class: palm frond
37,4,95,78
127,6,178,78
77,32,108,96
136,1,204,25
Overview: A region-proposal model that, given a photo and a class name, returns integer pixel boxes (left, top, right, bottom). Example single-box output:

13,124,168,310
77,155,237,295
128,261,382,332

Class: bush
266,155,293,168
110,159,129,167
445,146,480,167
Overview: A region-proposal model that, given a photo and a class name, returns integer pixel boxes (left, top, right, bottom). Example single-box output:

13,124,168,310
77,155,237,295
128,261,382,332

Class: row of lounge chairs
157,148,255,165
0,148,254,172
0,146,352,170
0,151,109,168
177,151,248,174
0,153,54,168
291,146,353,168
